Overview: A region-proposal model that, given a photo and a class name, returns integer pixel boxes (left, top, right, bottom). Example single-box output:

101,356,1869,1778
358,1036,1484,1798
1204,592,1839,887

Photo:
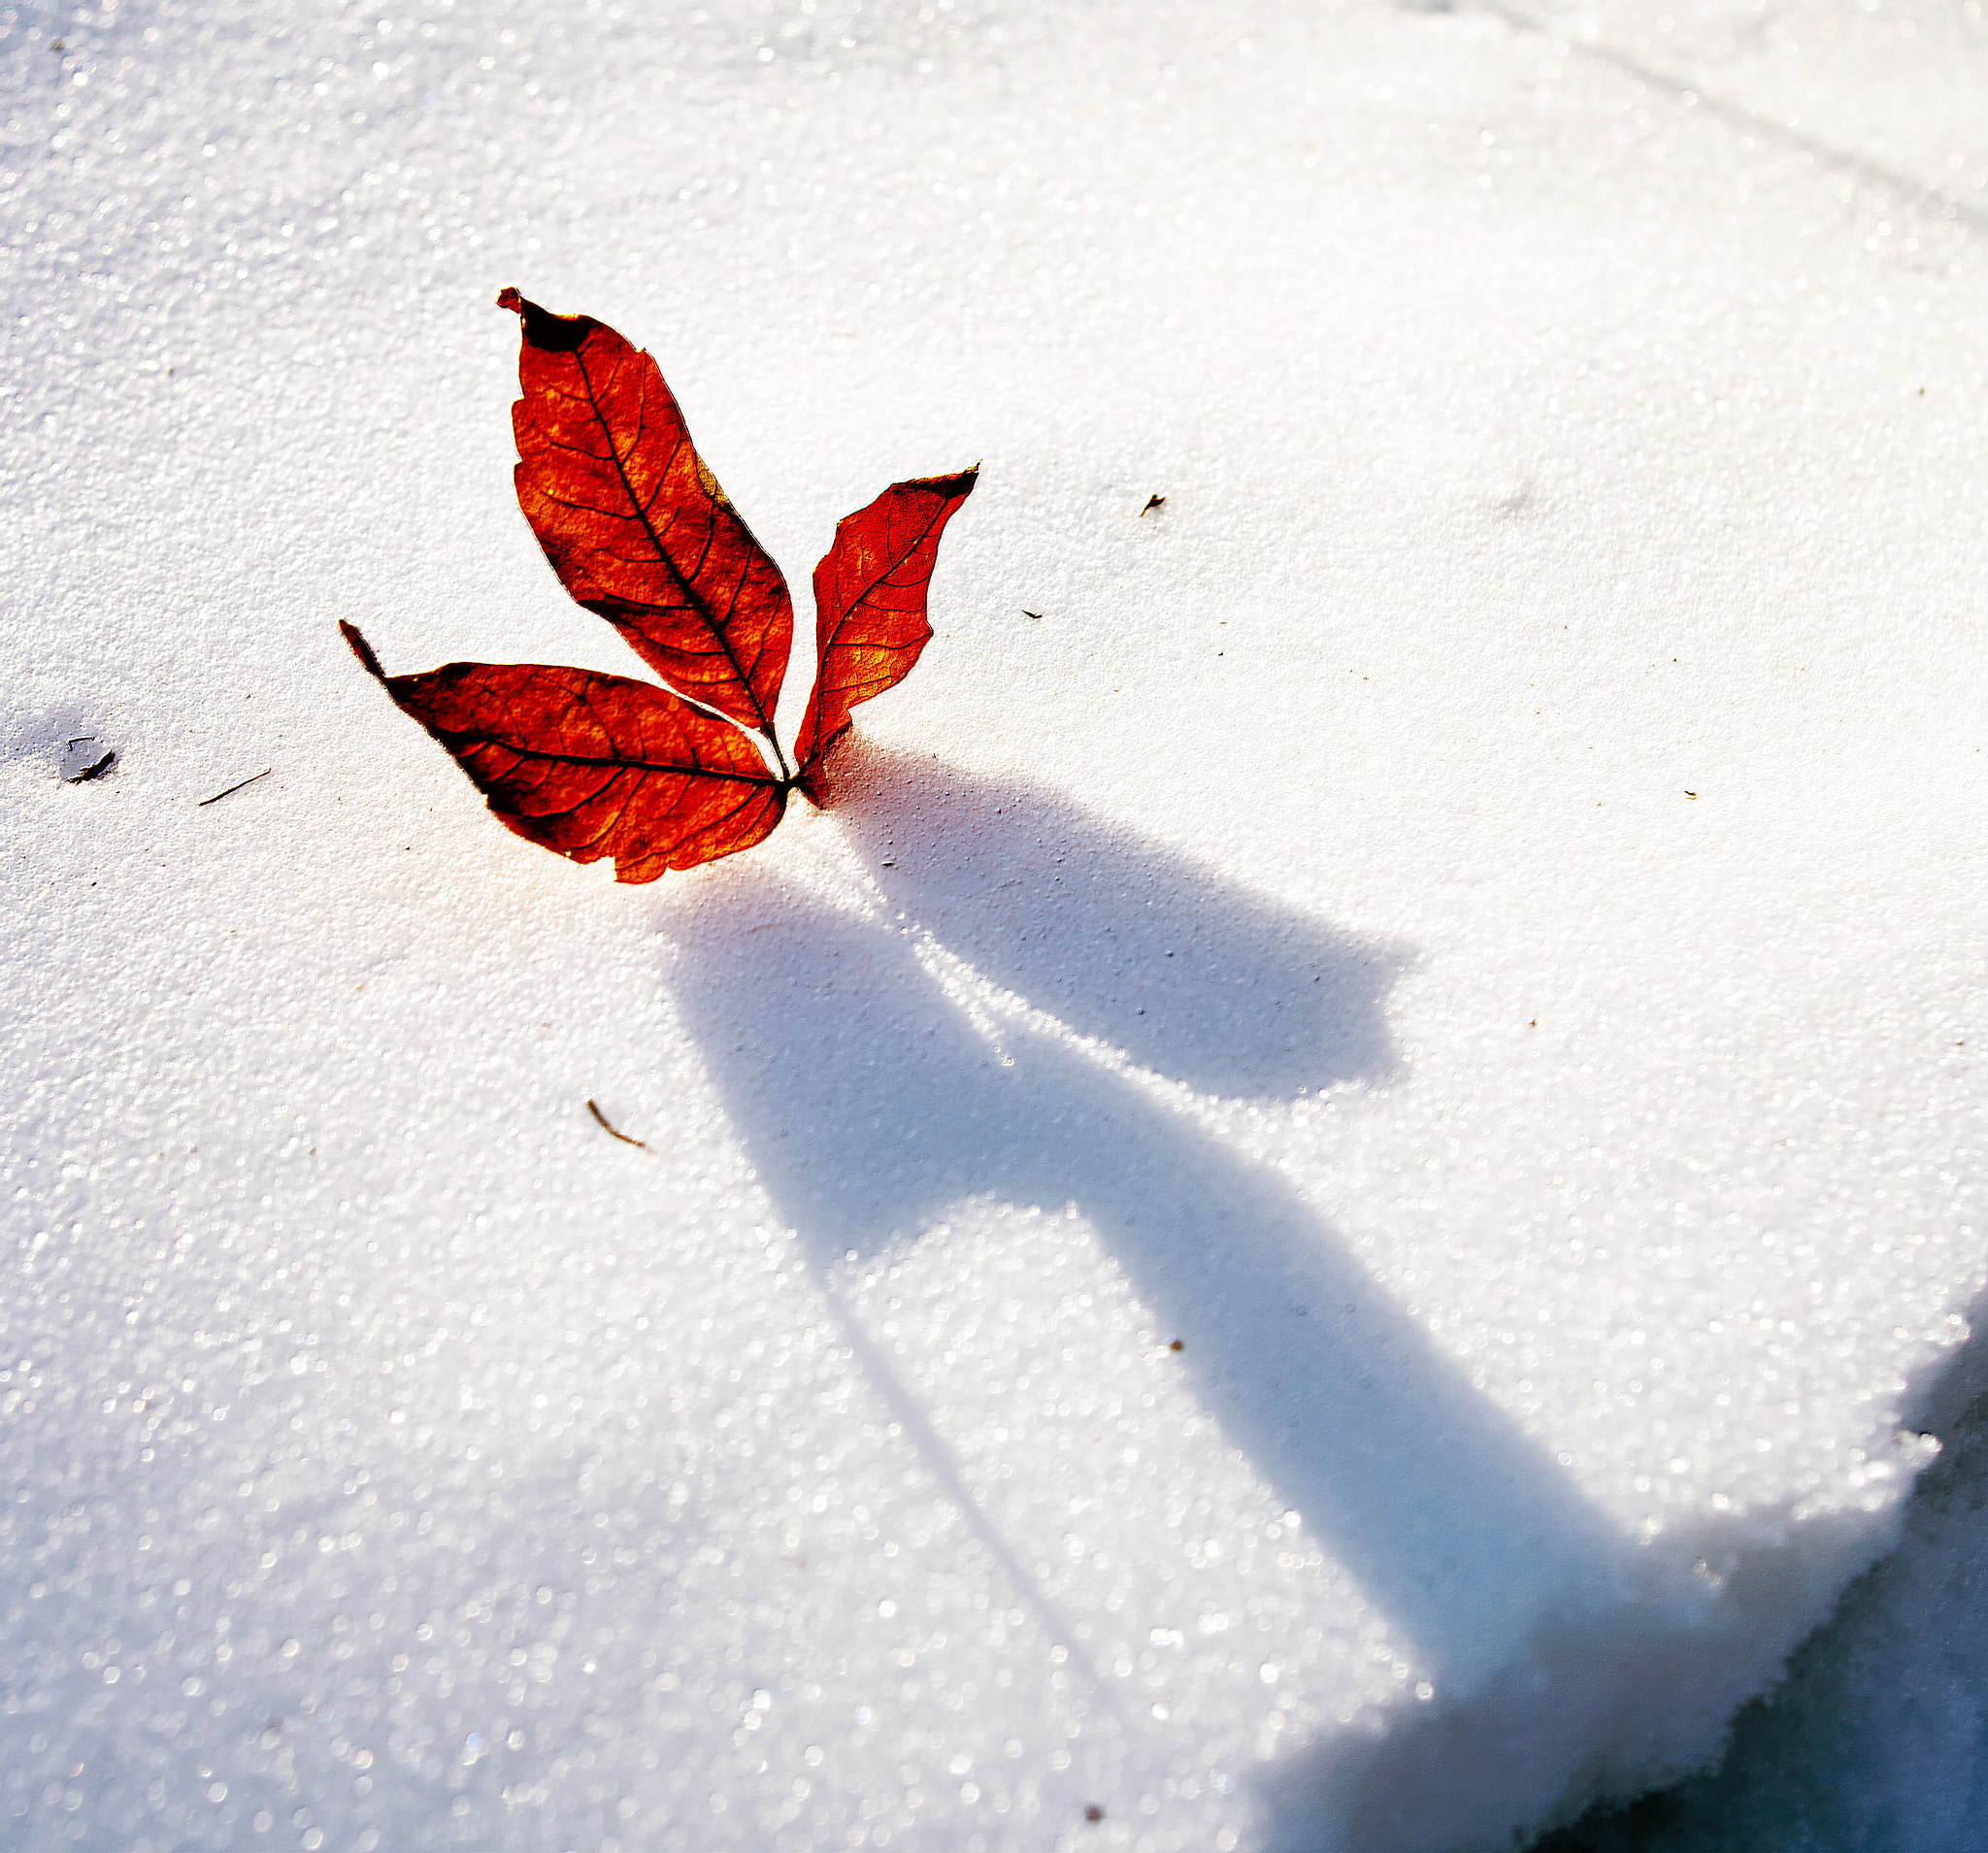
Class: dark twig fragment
1139,494,1165,516
66,751,116,783
587,1098,648,1149
199,767,273,807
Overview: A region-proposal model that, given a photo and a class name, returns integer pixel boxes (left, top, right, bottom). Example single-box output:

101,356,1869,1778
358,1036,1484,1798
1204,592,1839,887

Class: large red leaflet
794,469,979,802
498,287,794,745
342,623,784,883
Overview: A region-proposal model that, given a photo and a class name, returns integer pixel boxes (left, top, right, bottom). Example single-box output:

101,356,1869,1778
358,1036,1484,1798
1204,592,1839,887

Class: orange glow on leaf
342,624,784,882
795,469,978,804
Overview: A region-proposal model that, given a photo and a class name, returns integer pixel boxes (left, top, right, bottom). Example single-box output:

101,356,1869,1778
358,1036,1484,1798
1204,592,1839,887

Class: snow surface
2,1,1985,1849
1536,1310,1988,1851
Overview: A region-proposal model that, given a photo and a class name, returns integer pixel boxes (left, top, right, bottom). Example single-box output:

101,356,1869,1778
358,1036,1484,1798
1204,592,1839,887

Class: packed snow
1536,1326,1988,1851
2,1,1984,1849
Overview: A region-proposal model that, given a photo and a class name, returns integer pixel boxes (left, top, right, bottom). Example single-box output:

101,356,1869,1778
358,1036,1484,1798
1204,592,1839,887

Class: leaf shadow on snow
663,741,1668,1837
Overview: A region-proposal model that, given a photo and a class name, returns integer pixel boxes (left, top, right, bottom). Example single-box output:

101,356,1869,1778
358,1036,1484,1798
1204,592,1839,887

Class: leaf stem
766,728,794,783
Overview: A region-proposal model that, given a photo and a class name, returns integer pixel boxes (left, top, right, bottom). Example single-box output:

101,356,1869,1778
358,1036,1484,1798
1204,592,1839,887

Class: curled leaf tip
497,285,591,353
340,619,388,684
912,465,980,494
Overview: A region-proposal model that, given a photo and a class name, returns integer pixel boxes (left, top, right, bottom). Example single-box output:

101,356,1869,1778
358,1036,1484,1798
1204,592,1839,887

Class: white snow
1538,1321,1988,1848
2,0,1985,1849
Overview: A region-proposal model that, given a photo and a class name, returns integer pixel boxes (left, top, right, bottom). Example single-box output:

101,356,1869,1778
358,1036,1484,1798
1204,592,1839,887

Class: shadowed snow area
1531,1298,1988,1853
2,0,1986,1850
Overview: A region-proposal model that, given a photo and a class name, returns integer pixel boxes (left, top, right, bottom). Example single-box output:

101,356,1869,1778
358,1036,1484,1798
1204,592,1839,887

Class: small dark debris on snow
66,750,116,784
1022,609,1044,620
1139,494,1165,517
1167,1338,1184,1352
199,767,273,806
586,1098,648,1150
1084,1803,1106,1823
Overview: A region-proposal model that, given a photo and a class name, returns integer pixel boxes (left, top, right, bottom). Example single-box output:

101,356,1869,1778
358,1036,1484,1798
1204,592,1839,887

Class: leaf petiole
764,728,795,784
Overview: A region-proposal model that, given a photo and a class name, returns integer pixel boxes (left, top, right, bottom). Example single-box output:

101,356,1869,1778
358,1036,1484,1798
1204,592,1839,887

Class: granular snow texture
1,2,1984,1851
1530,1307,1988,1853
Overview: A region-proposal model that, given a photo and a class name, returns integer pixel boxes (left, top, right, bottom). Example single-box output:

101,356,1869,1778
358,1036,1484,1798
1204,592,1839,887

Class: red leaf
350,300,977,880
794,468,978,801
343,622,784,883
498,288,794,746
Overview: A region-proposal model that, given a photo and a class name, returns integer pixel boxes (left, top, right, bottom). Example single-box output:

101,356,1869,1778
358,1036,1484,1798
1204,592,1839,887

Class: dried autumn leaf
349,297,975,880
342,622,784,883
794,469,979,802
498,287,794,749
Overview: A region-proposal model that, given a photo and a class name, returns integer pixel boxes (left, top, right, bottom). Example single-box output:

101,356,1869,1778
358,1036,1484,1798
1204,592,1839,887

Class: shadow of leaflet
663,745,1637,1789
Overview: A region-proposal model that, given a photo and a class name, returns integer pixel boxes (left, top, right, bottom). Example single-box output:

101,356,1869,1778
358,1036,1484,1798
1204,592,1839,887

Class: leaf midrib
482,739,777,787
575,345,780,741
802,495,955,755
